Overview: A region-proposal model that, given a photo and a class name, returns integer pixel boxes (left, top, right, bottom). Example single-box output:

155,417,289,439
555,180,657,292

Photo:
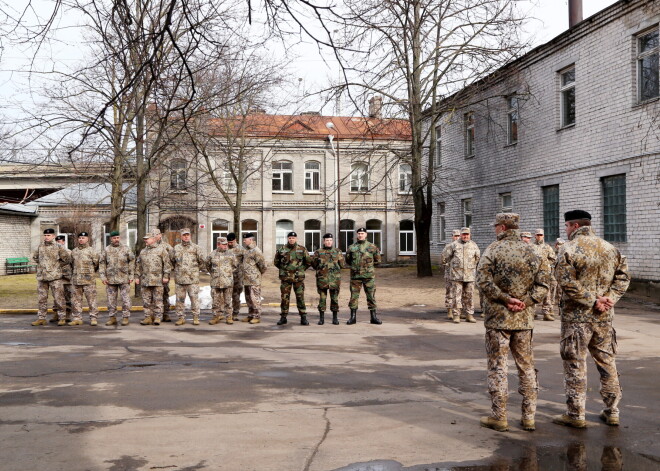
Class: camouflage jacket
230,245,245,285
32,241,71,282
99,243,135,285
136,244,172,287
242,243,267,286
207,248,237,288
442,240,480,282
346,240,381,280
171,242,206,285
274,243,312,282
70,244,100,286
477,229,551,330
555,226,630,323
533,240,557,280
60,247,72,283
441,243,453,280
312,247,345,289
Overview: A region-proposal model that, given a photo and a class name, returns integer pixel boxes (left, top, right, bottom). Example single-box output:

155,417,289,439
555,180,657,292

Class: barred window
602,175,627,242
542,185,560,242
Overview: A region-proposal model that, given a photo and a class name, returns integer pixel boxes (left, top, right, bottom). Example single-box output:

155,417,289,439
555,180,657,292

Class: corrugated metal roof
0,203,38,216
29,183,137,207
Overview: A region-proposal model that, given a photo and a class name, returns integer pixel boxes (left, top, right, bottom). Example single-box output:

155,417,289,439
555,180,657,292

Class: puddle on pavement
1,342,34,346
255,371,290,378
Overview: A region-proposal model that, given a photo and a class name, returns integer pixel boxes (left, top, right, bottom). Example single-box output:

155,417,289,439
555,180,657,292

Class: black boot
332,311,339,325
347,309,357,325
300,314,309,326
318,311,325,325
370,309,382,325
277,315,287,325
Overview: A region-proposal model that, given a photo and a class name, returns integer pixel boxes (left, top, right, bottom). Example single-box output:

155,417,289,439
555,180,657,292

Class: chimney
368,95,383,119
569,0,583,28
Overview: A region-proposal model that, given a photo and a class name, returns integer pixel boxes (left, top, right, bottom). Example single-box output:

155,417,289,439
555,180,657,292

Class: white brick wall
0,215,33,276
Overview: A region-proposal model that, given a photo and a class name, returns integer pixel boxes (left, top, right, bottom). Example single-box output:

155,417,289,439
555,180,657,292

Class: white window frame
462,198,472,228
339,219,355,253
126,220,137,250
637,28,659,103
212,219,230,247
399,220,415,255
506,96,518,144
366,219,382,251
272,161,293,192
241,219,259,245
304,161,321,192
500,192,513,212
560,66,576,128
435,125,442,166
350,162,369,192
438,202,446,242
464,112,475,158
303,220,321,253
275,220,294,249
170,160,187,190
398,163,412,194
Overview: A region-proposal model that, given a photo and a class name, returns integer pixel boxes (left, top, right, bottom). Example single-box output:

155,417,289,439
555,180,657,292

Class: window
339,219,355,252
438,202,446,241
212,219,229,247
462,198,472,228
500,192,512,212
366,219,382,249
223,171,237,193
560,66,576,127
506,96,518,144
464,112,475,157
435,126,442,166
275,220,293,249
304,220,321,253
304,161,321,191
602,175,626,242
638,28,659,102
399,163,412,193
103,224,111,247
542,185,560,242
241,219,259,245
171,160,187,190
399,220,415,255
350,162,369,192
272,161,293,192
127,220,137,251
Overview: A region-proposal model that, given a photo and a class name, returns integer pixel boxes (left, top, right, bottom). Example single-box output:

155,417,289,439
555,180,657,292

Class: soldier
241,232,267,324
552,210,630,429
99,230,135,326
477,213,550,432
154,228,174,322
50,235,73,323
441,230,461,320
346,226,382,325
553,238,566,305
274,231,312,326
533,229,557,321
69,232,100,326
207,236,237,325
227,233,244,322
312,233,345,325
31,228,71,326
171,228,206,326
520,232,532,243
135,231,172,326
442,227,480,323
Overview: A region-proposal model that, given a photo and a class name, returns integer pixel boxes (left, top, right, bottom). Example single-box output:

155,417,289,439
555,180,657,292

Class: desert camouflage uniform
52,247,73,319
99,242,135,319
207,248,236,319
442,239,480,317
157,238,174,311
441,243,454,309
477,229,550,421
555,226,630,421
136,244,172,322
171,241,206,319
230,245,245,318
533,239,557,316
346,239,381,310
33,240,71,320
70,243,100,321
242,242,267,319
312,247,345,312
274,243,312,316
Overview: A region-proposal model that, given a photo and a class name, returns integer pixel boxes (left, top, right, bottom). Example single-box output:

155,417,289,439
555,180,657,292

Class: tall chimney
569,0,583,28
368,96,383,119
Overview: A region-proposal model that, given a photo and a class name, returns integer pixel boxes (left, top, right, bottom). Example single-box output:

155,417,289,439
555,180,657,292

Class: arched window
339,219,354,253
399,164,412,194
399,220,416,255
350,162,369,192
241,219,259,245
276,220,294,249
366,219,382,249
304,161,321,191
304,220,321,253
171,159,187,190
212,219,230,247
272,160,293,192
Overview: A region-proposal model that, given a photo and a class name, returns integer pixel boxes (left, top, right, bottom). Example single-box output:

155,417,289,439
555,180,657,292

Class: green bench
5,257,36,275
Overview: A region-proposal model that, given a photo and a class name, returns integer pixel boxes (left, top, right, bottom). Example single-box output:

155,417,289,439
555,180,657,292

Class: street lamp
326,122,340,244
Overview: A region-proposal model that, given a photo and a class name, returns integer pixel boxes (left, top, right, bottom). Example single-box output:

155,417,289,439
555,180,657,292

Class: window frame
241,219,259,245
211,219,230,248
170,159,187,190
398,163,412,194
438,202,446,242
399,220,416,255
272,160,293,192
366,219,382,251
435,125,442,167
602,174,627,243
500,192,513,213
542,185,560,243
464,112,475,158
126,220,137,251
339,219,355,253
637,27,659,103
559,66,576,128
275,219,294,250
506,95,519,144
350,162,369,193
304,161,321,192
462,198,472,228
303,220,322,253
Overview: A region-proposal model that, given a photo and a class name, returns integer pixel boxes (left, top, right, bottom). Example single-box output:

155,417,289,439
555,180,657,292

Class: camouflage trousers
485,329,538,421
142,286,164,321
175,283,200,318
317,288,340,312
567,443,623,471
444,270,453,308
52,283,72,318
559,322,621,420
232,279,243,316
280,279,306,315
37,279,66,320
211,287,232,318
541,279,557,315
450,281,474,316
162,281,171,311
244,285,262,319
106,284,131,318
349,278,376,310
71,284,99,320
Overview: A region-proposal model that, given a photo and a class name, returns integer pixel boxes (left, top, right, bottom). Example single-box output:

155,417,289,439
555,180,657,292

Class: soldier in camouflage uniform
207,236,237,325
553,238,566,305
50,235,73,322
477,213,550,432
135,231,172,326
99,230,135,326
274,231,312,325
442,227,481,323
171,228,206,326
552,210,630,429
31,228,71,326
69,232,100,326
533,229,557,321
312,233,345,325
241,233,267,324
520,232,532,243
227,233,244,321
154,228,174,322
346,227,382,325
441,230,461,320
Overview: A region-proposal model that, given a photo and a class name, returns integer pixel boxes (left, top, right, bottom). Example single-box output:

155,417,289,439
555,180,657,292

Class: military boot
543,313,555,321
31,319,47,326
466,314,477,323
90,318,98,326
241,316,253,323
347,309,357,325
192,315,200,326
331,311,339,325
57,319,67,326
452,312,460,324
552,414,586,429
209,315,222,325
599,409,619,426
520,418,536,431
175,317,186,326
276,315,287,325
106,317,118,326
446,308,453,320
121,317,130,326
480,416,509,432
226,316,234,325
318,311,325,325
140,317,153,326
153,318,161,326
300,315,309,326
249,318,261,324
68,319,83,326
162,313,172,322
369,310,382,325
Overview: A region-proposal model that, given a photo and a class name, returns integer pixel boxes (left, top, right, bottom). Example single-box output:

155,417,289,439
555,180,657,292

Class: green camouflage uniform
136,244,172,322
533,239,557,316
555,226,630,421
274,243,312,316
99,242,135,319
70,243,100,321
477,229,550,422
346,239,381,310
230,245,245,317
171,241,206,319
207,248,237,318
33,240,71,320
157,239,174,310
242,242,267,318
442,239,480,317
312,247,345,312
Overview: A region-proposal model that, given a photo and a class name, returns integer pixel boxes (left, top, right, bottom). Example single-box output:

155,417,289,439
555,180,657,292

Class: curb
0,302,301,315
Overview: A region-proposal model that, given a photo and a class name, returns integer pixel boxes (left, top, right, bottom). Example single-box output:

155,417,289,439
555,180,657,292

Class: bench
5,257,36,275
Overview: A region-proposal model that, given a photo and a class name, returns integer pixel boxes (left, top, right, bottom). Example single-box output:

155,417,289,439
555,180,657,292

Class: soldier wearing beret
441,227,481,323
441,230,461,320
477,213,550,432
50,235,73,323
533,228,557,321
99,230,135,326
135,231,172,325
274,231,312,325
31,228,71,326
312,233,345,325
226,232,244,322
171,228,206,326
207,236,237,325
69,232,100,326
552,210,630,429
346,226,382,325
241,232,267,324
154,228,174,322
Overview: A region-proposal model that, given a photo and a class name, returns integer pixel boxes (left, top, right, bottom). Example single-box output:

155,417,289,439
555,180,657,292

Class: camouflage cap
460,227,471,234
492,212,520,226
152,228,162,235
217,236,228,244
535,228,544,235
143,230,158,239
452,229,461,237
180,228,191,235
521,232,532,238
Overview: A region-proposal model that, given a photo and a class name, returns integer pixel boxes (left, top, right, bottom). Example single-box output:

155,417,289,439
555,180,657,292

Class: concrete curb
0,302,298,315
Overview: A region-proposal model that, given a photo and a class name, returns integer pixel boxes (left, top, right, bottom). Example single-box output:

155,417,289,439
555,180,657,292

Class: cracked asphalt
0,299,659,471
